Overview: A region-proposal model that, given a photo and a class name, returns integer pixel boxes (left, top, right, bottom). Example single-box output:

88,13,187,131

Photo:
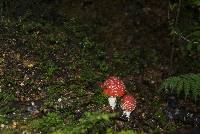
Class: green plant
52,111,116,134
117,130,137,134
52,111,138,134
168,0,200,71
69,84,86,96
0,128,15,134
41,61,60,78
151,99,167,126
187,0,200,6
0,115,7,124
0,90,16,105
29,112,64,132
0,57,4,64
92,93,107,105
81,37,94,49
160,73,200,101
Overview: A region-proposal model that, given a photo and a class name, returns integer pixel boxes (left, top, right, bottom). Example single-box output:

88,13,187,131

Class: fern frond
160,73,200,100
176,80,184,95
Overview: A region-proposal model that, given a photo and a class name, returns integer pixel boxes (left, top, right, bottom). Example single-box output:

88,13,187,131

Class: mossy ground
0,0,199,133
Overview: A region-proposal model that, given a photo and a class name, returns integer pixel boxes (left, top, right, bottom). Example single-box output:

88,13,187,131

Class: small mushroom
99,76,125,109
121,95,136,118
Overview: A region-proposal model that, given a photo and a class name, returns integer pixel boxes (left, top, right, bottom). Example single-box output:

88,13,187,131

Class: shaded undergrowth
0,17,144,133
0,0,199,133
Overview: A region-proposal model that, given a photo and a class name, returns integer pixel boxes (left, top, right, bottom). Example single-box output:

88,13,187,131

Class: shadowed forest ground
0,0,199,133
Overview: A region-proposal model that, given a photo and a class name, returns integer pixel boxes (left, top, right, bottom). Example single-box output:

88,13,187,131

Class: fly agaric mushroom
99,76,125,109
121,95,136,118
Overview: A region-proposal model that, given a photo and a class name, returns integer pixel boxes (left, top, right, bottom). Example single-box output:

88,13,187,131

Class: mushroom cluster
99,76,136,118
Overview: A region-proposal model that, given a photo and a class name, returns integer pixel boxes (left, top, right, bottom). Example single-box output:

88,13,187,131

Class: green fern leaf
190,79,199,101
183,79,190,100
160,73,200,100
176,80,183,96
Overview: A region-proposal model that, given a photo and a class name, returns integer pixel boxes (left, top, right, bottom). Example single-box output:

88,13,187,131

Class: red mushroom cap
101,76,125,97
121,95,136,112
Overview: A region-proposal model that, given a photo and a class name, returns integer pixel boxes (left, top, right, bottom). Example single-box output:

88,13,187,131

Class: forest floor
0,0,199,133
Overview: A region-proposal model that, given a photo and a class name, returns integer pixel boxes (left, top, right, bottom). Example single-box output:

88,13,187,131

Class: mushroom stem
123,111,131,118
108,96,116,110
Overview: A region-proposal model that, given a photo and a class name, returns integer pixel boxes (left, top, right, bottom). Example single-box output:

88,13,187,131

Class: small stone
151,80,155,84
20,82,25,86
27,64,33,68
58,98,62,102
11,121,17,128
31,102,35,106
1,124,5,128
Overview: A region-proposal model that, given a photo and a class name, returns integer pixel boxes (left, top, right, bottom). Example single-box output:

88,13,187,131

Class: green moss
0,91,15,102
29,112,64,133
52,111,116,134
92,93,107,105
46,85,65,96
